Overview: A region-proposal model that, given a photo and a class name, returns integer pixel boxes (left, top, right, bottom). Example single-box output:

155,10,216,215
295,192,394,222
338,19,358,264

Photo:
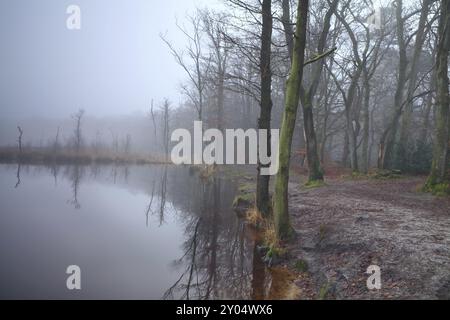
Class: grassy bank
0,148,169,166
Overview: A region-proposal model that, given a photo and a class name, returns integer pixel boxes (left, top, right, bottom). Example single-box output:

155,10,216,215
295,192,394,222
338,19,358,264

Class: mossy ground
340,169,404,181
304,179,327,189
423,182,450,196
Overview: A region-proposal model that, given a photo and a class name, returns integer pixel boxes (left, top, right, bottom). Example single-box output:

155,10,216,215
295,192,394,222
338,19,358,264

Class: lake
0,164,276,300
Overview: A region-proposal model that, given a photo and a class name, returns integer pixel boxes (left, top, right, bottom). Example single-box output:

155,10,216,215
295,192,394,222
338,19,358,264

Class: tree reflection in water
158,168,297,300
162,172,268,300
50,164,60,187
158,166,168,226
15,163,21,189
66,165,84,210
6,164,289,299
145,180,156,228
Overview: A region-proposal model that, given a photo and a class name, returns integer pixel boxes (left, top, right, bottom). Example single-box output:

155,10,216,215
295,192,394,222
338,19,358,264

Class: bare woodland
160,0,450,240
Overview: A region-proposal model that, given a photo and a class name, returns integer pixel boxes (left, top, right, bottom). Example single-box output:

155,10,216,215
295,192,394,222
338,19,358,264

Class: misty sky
0,0,222,120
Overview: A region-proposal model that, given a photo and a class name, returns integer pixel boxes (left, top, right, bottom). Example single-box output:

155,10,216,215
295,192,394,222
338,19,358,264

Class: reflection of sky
0,0,222,119
0,164,253,299
0,164,184,299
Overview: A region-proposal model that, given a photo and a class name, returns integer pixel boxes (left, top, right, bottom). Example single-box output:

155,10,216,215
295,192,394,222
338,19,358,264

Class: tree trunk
256,0,273,218
420,65,436,145
380,0,408,169
320,104,329,163
419,92,434,144
368,106,376,168
217,70,225,132
163,100,170,162
426,0,450,189
273,0,309,240
361,72,371,173
342,131,349,167
302,96,324,181
398,0,432,156
345,68,362,172
282,0,337,182
281,0,294,63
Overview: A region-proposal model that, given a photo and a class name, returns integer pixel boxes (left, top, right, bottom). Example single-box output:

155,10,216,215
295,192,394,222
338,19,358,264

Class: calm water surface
0,164,273,300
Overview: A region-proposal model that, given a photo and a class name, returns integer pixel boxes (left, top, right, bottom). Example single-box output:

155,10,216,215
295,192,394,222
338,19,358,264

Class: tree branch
304,47,337,67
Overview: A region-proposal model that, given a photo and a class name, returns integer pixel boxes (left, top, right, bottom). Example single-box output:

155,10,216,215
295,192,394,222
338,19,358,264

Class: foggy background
0,0,222,151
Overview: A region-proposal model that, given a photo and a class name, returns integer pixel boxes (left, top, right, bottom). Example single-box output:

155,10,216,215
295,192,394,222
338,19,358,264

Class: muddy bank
287,177,450,300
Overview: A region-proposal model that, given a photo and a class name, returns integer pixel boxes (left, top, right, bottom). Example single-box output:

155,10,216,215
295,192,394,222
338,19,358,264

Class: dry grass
244,208,285,258
0,148,169,166
246,207,263,228
262,222,279,248
199,164,218,181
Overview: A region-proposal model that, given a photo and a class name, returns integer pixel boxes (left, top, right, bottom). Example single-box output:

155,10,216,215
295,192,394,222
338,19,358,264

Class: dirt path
287,177,450,300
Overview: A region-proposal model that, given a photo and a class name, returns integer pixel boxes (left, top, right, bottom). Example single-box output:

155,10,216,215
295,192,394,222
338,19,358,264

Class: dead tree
161,99,171,161
54,126,60,153
17,126,23,153
202,9,231,131
150,99,157,137
161,13,211,121
72,109,85,153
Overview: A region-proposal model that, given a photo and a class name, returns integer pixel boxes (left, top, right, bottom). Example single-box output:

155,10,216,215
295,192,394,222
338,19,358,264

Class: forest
158,0,450,241
161,0,450,298
157,0,450,246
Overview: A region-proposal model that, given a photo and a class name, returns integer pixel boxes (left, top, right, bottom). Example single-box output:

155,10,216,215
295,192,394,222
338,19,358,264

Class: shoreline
0,149,169,166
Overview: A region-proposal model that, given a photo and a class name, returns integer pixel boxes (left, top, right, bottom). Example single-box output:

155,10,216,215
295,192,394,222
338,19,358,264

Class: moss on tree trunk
426,0,450,191
273,0,309,240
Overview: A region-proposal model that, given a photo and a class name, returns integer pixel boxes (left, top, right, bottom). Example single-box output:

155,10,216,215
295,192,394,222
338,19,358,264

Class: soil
287,176,450,300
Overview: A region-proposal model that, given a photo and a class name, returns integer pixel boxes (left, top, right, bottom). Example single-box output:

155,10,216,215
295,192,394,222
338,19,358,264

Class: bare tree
202,9,231,131
150,99,157,137
274,0,309,240
302,0,338,180
280,0,338,180
161,99,171,161
332,1,377,172
17,126,23,153
71,109,85,153
379,0,435,169
426,0,449,190
161,13,211,121
256,0,274,217
53,126,60,153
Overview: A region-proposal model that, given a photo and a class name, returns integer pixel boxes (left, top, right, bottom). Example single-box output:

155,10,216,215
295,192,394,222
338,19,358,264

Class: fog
1,0,449,301
0,0,221,134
